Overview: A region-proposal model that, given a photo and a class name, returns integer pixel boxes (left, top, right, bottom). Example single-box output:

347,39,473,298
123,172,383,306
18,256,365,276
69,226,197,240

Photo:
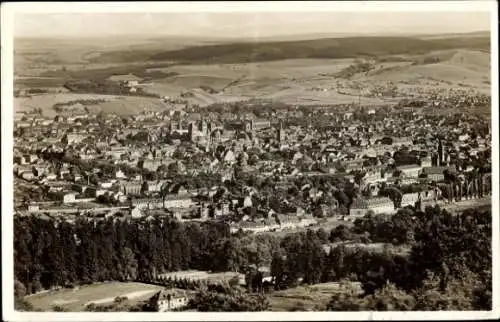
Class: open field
14,33,490,112
267,281,363,311
14,93,173,117
24,282,164,311
146,50,489,106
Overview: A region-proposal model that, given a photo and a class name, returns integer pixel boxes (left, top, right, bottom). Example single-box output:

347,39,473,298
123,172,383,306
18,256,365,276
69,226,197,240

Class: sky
14,11,491,39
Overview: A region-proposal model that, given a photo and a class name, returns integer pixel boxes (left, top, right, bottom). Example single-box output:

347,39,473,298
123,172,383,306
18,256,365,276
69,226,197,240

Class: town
14,91,492,232
9,6,494,315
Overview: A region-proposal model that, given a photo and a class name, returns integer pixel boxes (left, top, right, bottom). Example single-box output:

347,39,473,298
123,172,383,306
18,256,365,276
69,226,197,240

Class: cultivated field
14,93,172,117
24,282,164,311
146,50,489,106
13,33,490,114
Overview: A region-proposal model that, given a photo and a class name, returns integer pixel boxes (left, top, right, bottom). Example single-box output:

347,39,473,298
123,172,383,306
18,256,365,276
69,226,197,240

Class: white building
398,164,422,178
350,197,395,217
149,289,189,312
63,193,77,204
401,192,420,207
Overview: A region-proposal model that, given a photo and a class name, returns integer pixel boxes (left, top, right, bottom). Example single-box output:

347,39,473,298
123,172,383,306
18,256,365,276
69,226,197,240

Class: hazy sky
15,11,491,38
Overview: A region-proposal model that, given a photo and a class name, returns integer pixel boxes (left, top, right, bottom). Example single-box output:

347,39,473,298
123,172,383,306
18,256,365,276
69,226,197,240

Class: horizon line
14,29,491,40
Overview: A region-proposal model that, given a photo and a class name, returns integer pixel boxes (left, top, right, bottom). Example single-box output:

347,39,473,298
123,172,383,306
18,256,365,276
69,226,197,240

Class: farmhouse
148,288,189,312
108,74,142,87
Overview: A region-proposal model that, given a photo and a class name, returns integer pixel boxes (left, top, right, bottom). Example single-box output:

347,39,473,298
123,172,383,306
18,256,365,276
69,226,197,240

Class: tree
52,305,68,312
14,280,27,298
189,288,269,312
121,247,138,281
327,281,415,311
412,269,489,310
270,250,287,290
330,224,351,242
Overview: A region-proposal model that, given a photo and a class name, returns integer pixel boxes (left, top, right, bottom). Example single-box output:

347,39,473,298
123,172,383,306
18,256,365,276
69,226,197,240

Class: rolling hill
88,35,490,65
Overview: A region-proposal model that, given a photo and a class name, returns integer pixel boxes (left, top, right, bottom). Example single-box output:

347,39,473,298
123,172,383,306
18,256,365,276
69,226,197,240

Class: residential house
62,133,86,145
398,164,422,178
148,289,189,312
131,207,145,219
121,181,143,196
401,192,420,207
143,180,167,194
421,166,455,182
63,192,77,204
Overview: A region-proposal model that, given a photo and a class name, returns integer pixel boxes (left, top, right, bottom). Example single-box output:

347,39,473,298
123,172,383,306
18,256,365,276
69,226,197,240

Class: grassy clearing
267,282,362,311
25,282,164,312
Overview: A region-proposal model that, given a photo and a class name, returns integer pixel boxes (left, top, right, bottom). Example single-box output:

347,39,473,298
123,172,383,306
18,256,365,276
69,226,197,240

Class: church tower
277,122,285,142
188,122,195,142
437,140,444,166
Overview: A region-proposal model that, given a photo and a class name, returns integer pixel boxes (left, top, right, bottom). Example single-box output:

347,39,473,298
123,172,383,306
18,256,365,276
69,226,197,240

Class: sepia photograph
1,1,498,321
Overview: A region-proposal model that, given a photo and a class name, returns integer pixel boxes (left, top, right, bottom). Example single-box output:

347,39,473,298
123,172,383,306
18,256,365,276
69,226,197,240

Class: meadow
267,282,363,311
24,282,164,311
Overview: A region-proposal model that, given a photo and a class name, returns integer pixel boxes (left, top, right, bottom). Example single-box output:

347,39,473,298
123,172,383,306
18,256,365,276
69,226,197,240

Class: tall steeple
277,121,285,142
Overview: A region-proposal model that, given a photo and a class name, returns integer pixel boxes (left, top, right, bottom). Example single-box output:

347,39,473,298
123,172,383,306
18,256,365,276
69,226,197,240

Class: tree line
14,205,491,311
269,205,491,310
14,217,234,294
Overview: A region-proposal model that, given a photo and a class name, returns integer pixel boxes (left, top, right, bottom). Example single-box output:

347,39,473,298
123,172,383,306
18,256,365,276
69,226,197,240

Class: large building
350,197,396,217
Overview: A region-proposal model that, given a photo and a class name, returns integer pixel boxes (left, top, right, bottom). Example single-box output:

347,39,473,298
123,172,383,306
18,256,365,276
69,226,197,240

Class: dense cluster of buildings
13,96,492,232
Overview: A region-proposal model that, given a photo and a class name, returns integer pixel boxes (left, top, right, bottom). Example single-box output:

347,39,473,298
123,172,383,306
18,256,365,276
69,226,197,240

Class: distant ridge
85,34,490,64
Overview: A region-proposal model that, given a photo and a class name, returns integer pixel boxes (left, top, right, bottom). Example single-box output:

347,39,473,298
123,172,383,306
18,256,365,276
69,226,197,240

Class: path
85,289,157,306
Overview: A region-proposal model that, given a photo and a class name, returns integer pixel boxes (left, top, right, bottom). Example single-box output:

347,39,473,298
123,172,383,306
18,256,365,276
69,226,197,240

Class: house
131,207,145,219
115,169,127,179
299,216,318,227
28,204,40,212
62,133,86,145
143,180,167,194
421,166,455,182
243,195,253,208
131,198,163,210
63,192,77,204
231,218,279,234
252,119,272,131
401,192,420,207
163,195,195,209
20,171,35,181
108,74,142,87
398,164,422,178
142,159,164,172
223,150,236,164
419,156,432,167
121,181,143,196
148,289,189,312
276,214,301,230
24,154,39,164
392,137,413,147
350,197,395,217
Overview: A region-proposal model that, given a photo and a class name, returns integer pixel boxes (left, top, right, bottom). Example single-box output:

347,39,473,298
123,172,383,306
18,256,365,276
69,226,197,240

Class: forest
14,205,491,311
